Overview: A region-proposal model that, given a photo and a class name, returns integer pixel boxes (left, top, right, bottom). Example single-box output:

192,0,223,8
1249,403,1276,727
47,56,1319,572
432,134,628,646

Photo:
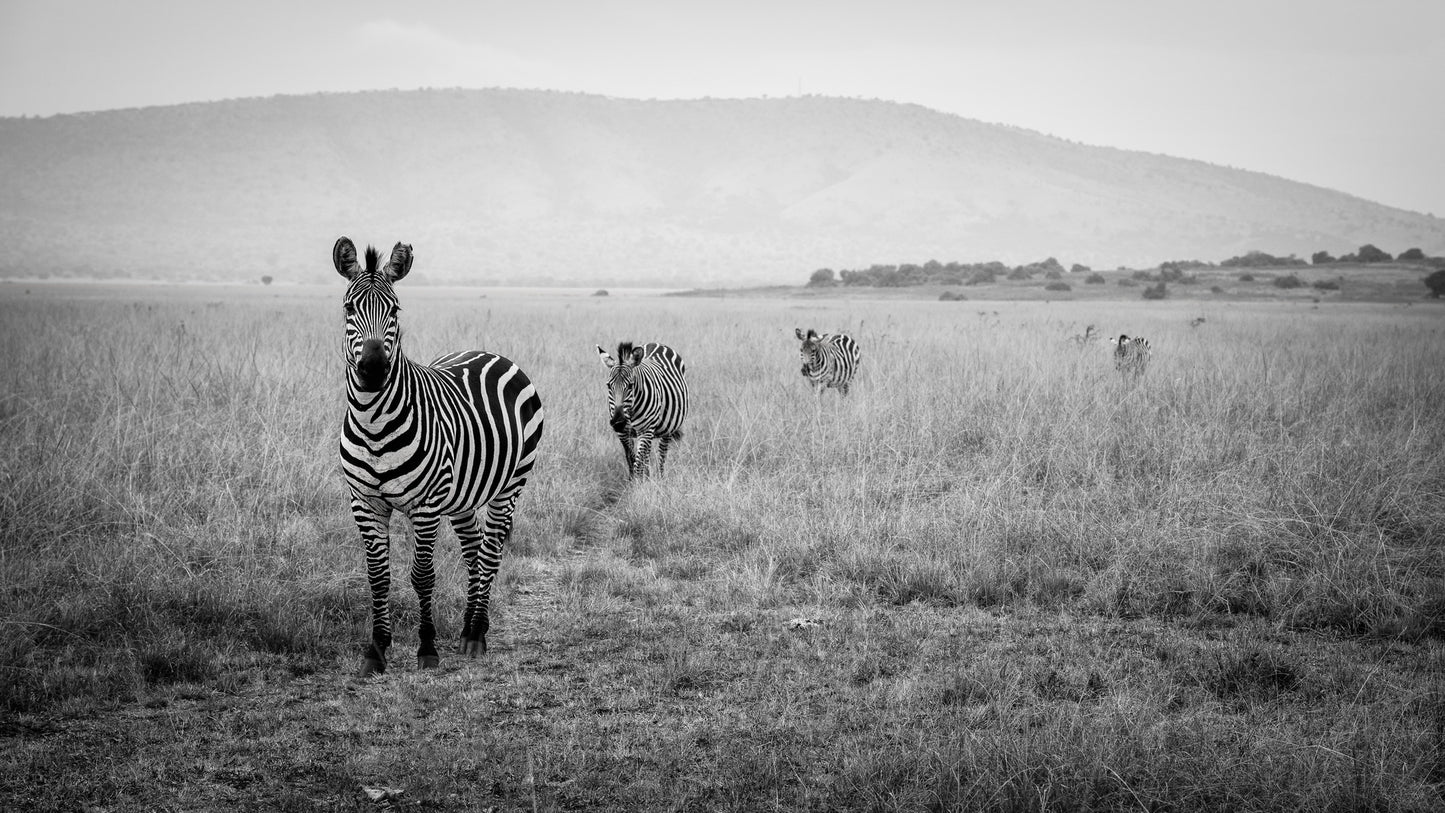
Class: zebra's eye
344,302,356,315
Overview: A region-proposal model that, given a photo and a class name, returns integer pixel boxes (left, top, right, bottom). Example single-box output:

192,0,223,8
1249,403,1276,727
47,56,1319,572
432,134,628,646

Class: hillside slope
1,89,1441,285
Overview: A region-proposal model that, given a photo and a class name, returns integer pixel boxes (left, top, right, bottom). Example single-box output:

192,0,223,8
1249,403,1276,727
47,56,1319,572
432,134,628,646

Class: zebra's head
334,237,413,393
795,328,822,376
596,342,644,429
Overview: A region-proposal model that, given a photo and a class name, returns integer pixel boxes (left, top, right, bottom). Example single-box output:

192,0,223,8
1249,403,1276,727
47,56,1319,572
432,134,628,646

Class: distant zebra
596,341,688,479
1110,334,1152,378
335,237,544,677
796,328,861,396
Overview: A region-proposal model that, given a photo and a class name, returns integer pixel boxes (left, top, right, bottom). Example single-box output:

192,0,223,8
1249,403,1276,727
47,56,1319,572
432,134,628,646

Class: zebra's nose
357,339,389,390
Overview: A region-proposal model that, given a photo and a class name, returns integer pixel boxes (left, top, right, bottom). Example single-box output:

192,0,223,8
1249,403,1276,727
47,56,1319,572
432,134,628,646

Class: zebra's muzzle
356,339,390,392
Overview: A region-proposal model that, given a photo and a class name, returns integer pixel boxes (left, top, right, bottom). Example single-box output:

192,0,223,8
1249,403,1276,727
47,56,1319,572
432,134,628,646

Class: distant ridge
1,88,1441,286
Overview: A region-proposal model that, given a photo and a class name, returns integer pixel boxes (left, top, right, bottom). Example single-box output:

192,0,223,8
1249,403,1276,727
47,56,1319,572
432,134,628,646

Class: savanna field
1,278,1443,811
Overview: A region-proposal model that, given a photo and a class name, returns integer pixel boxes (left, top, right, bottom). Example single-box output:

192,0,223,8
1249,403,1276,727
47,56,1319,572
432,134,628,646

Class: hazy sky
3,0,1442,216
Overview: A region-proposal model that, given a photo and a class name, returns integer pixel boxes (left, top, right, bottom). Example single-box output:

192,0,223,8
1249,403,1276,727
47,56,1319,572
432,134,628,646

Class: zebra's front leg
610,414,635,474
632,430,656,479
409,513,442,669
352,498,394,677
455,496,516,657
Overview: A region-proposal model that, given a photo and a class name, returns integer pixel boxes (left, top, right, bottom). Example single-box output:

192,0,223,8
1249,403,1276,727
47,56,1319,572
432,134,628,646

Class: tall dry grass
2,284,1442,808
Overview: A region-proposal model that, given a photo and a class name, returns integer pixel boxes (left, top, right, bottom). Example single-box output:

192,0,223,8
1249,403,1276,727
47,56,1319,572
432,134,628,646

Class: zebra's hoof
359,657,386,678
418,655,440,669
462,639,486,658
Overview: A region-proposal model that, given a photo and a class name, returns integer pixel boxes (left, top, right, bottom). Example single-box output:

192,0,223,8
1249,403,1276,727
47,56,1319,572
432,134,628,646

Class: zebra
795,328,861,396
334,237,544,677
1110,334,1152,378
595,341,687,479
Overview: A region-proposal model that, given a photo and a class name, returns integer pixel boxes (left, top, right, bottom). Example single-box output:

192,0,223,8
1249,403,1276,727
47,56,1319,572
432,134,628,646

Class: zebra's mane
363,246,381,275
617,341,635,361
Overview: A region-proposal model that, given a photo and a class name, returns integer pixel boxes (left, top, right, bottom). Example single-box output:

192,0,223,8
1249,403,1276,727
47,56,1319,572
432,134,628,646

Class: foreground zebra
335,237,544,676
1111,334,1152,378
795,328,861,396
596,342,687,479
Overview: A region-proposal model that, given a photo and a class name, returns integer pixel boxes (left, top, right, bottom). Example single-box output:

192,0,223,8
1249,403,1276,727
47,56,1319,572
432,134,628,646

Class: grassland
1,279,1442,811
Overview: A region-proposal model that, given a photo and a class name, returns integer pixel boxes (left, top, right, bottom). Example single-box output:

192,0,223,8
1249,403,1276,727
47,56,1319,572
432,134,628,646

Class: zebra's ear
630,346,645,365
333,237,359,279
794,328,806,341
384,243,414,282
596,345,616,369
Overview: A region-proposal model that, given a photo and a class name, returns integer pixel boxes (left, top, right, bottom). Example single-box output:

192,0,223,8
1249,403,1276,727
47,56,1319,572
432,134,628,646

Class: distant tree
592,289,609,297
1311,251,1335,265
807,268,835,286
1084,273,1106,284
1044,269,1062,280
1355,244,1392,263
1045,281,1072,292
1070,263,1092,274
1210,285,1225,294
260,275,273,285
1117,278,1139,287
1426,270,1445,298
1007,267,1033,281
938,291,968,301
1312,279,1340,291
1398,247,1426,262
1273,274,1304,289
1238,273,1255,282
1142,282,1168,300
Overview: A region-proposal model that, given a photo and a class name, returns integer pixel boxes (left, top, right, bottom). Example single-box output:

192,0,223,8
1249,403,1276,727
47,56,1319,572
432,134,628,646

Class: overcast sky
3,0,1442,216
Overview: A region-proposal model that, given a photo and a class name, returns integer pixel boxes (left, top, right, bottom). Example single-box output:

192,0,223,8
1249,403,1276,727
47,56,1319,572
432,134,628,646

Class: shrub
1007,267,1033,281
1312,279,1340,291
1354,244,1392,263
592,289,609,297
1070,263,1092,274
938,291,968,302
1132,270,1155,281
1210,285,1225,294
1044,282,1071,292
1085,273,1105,285
1273,275,1304,289
1117,279,1138,288
1142,282,1168,300
1426,269,1445,298
1222,251,1307,268
1238,273,1255,282
260,275,273,286
1044,270,1062,280
807,268,836,286
1311,251,1335,265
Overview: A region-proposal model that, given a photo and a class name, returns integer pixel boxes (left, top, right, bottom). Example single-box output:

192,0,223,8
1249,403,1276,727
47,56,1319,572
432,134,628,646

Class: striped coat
596,341,688,479
795,328,861,396
1111,334,1152,378
336,237,544,676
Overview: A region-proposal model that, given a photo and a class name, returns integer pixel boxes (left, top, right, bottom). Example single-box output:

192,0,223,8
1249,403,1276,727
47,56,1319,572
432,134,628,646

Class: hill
1,88,1442,287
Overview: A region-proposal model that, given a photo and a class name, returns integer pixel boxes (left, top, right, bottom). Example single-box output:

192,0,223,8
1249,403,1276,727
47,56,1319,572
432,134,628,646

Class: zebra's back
632,343,688,437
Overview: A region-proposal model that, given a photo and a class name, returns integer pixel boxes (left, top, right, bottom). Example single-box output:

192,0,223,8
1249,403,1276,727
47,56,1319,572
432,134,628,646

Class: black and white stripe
796,328,861,396
335,237,544,676
595,341,687,479
1110,334,1152,378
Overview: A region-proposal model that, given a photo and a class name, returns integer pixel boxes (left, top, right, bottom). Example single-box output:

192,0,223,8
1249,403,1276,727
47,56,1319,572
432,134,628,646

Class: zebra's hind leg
837,381,850,397
409,513,443,669
656,434,672,477
352,498,394,677
456,495,518,657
